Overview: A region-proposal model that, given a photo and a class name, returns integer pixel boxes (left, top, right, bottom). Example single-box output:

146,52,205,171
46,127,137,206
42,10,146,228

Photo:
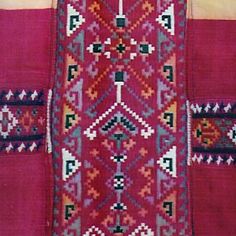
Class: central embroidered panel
52,0,190,235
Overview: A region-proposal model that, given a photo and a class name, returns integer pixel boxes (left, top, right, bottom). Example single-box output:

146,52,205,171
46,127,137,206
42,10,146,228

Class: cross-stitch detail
129,223,154,236
52,0,191,235
228,124,236,145
189,102,236,165
0,89,47,153
0,105,18,139
156,3,175,36
67,4,85,37
155,0,192,234
81,1,156,234
83,226,105,236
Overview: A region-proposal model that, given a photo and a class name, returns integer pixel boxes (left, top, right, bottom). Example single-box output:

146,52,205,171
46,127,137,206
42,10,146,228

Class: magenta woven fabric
0,3,56,236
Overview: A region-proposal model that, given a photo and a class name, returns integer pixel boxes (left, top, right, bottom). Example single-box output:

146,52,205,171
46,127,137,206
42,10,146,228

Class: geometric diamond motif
227,123,236,145
190,102,236,166
193,118,220,148
0,105,18,138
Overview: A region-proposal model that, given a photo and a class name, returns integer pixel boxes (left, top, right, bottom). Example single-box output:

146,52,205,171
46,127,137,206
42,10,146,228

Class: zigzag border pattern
156,1,191,235
175,1,191,235
52,0,66,234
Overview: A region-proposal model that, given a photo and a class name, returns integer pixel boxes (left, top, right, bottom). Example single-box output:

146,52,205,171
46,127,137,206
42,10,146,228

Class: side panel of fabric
0,1,56,235
186,0,236,235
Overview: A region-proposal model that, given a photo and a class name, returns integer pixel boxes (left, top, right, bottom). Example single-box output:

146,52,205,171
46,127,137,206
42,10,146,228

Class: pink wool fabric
0,5,56,236
186,1,236,235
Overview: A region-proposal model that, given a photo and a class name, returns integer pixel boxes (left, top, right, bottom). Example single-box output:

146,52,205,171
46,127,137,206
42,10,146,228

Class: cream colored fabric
187,0,236,20
0,0,57,9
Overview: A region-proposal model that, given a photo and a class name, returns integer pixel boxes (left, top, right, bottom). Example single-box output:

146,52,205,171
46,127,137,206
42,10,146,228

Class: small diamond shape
0,105,18,139
228,124,236,145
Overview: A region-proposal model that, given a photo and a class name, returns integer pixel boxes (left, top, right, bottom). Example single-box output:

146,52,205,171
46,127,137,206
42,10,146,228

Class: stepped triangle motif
67,4,85,37
157,146,177,178
62,148,81,181
156,3,175,36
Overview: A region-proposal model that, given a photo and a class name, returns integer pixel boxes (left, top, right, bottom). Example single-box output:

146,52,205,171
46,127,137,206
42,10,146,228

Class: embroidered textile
1,0,236,235
52,0,190,235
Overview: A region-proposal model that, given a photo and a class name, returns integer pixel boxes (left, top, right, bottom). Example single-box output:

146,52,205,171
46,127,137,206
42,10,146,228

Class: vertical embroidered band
52,0,191,235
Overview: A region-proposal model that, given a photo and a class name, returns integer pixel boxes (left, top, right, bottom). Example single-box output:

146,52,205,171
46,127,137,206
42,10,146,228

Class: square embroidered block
188,101,236,165
0,89,47,153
